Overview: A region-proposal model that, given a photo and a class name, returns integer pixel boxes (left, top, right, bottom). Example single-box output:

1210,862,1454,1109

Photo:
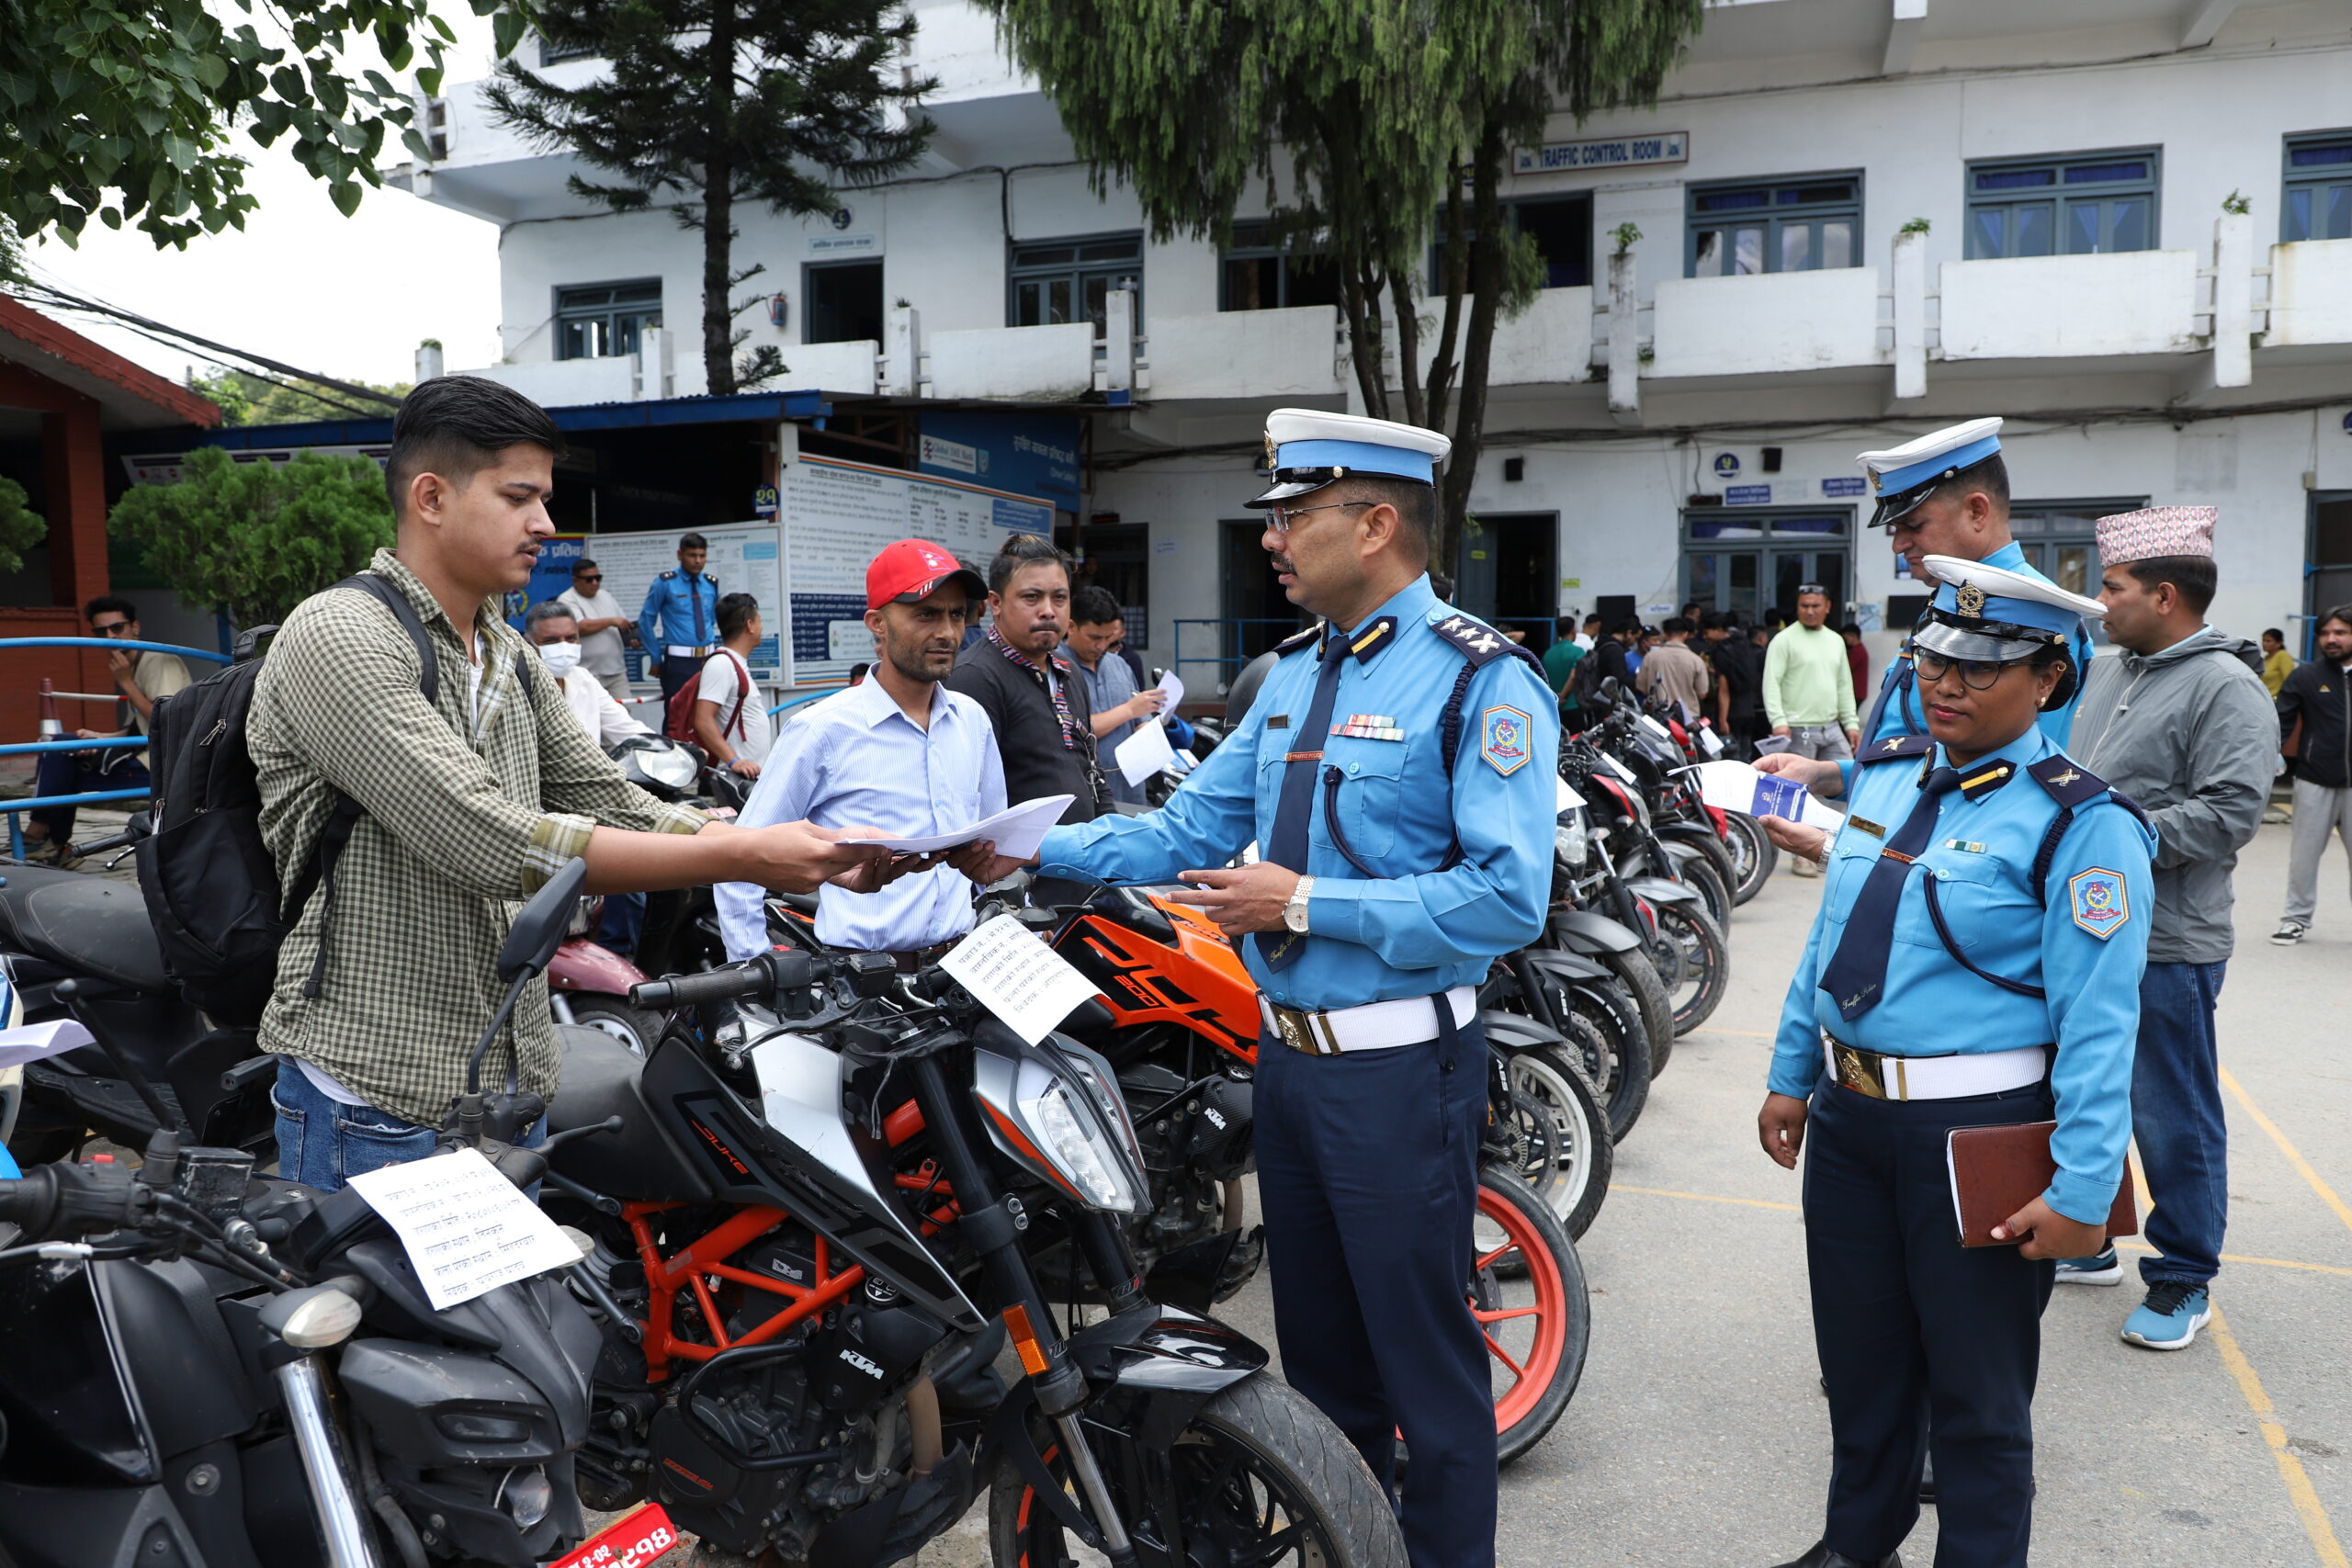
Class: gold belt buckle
1830,1038,1892,1100
1272,1003,1340,1056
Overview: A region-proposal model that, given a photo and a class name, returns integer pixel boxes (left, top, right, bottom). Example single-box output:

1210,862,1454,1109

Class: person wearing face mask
525,601,651,747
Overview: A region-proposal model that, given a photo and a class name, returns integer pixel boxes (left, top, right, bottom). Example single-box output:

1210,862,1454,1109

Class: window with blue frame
2284,131,2352,243
1686,175,1860,277
555,280,662,360
1965,151,2159,259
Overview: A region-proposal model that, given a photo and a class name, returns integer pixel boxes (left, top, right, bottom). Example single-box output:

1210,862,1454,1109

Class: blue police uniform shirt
1769,725,2155,1224
638,570,720,655
1035,575,1557,1012
1863,540,2097,752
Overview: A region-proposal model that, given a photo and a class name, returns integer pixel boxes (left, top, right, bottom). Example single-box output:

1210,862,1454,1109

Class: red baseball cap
866,537,985,612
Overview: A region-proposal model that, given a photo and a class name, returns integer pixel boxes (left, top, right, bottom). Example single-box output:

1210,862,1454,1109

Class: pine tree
977,0,1703,571
488,0,934,396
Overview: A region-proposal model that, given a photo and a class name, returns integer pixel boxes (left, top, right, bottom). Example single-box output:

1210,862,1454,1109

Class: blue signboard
918,410,1081,508
1724,484,1774,506
505,533,592,628
1713,452,1741,479
1822,476,1868,497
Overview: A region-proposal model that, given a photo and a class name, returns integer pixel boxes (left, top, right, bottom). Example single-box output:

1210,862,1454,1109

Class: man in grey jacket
2054,506,2275,1353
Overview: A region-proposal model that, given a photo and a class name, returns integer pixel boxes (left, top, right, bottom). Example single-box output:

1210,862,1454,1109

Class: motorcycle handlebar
630,948,818,1010
0,1163,141,1242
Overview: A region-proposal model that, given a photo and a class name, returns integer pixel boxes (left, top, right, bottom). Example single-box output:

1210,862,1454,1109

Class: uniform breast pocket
1821,845,1874,924
1315,744,1405,863
1896,853,2029,951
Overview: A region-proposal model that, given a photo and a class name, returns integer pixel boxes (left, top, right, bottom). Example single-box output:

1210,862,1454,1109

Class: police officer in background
1755,558,2154,1568
637,531,722,702
993,409,1556,1568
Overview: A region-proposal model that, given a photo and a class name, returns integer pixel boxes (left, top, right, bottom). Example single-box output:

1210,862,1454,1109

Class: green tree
978,0,1703,572
486,0,935,395
0,475,47,574
187,367,413,426
108,446,393,626
0,0,521,248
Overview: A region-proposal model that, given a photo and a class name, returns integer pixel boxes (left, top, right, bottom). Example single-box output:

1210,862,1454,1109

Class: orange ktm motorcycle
1041,883,1594,1466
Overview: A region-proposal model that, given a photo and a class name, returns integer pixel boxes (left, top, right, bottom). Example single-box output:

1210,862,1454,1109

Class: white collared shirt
717,677,1005,958
557,671,651,749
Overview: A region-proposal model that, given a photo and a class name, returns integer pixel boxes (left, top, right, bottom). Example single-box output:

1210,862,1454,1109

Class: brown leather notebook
1948,1121,2139,1248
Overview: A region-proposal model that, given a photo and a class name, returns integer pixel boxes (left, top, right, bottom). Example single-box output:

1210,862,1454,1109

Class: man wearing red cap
716,539,1009,961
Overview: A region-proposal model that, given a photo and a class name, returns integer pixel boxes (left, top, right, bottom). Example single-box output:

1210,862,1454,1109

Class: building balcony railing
1140,306,1344,400
1937,250,2200,361
2263,239,2352,349
1648,268,1881,379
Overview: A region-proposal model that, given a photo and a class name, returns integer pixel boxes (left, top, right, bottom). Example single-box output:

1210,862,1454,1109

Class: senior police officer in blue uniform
637,531,722,702
1756,556,2155,1568
1025,408,1558,1568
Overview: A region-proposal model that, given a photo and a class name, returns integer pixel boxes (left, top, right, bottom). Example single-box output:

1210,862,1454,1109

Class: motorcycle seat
2,875,170,993
549,1025,717,1203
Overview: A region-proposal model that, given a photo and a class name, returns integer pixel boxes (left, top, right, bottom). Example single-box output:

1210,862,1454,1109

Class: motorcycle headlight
498,1467,551,1530
1554,809,1590,870
647,748,698,789
1012,1050,1152,1215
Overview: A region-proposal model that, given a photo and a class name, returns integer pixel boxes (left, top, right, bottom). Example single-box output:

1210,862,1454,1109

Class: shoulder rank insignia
1272,621,1328,657
2028,754,2110,807
1957,761,2016,801
658,569,677,580
1431,612,1545,675
1480,705,1532,775
2068,867,2130,939
1861,733,1935,763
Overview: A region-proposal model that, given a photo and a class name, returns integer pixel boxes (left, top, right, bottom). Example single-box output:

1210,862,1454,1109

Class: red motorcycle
548,901,663,1052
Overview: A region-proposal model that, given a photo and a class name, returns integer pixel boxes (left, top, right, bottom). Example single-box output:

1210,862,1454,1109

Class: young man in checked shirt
251,377,907,1190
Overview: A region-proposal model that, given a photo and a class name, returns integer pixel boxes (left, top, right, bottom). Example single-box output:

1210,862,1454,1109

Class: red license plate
548,1503,683,1568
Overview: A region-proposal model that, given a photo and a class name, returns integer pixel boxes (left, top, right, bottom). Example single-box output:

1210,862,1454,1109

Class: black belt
881,942,957,974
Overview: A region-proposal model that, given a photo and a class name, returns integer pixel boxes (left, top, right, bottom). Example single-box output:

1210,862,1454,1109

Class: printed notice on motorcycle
941,914,1104,1044
347,1148,583,1311
1114,715,1177,784
1684,760,1846,829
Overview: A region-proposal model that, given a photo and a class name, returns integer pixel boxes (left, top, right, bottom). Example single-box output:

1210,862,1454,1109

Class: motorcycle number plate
548,1503,681,1568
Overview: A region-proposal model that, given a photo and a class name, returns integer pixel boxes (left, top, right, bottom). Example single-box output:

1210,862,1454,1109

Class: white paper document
862,795,1075,861
0,1019,95,1070
1685,760,1847,829
1114,717,1177,784
1153,670,1185,710
940,914,1104,1044
347,1148,583,1311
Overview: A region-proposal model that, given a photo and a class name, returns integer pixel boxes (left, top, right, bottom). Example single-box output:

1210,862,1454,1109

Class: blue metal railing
1174,614,1562,693
0,638,233,859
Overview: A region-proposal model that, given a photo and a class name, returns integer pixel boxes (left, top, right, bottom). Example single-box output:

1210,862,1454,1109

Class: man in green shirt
1542,614,1585,712
1762,589,1860,751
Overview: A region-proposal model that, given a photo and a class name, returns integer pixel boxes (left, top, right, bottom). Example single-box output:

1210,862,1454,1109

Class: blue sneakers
2122,1280,2212,1350
2054,1246,2123,1285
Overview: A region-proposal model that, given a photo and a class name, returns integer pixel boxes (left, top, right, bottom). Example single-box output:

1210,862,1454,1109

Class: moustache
1270,555,1295,574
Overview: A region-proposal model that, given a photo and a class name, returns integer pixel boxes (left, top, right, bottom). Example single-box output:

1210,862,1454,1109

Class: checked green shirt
250,550,706,1126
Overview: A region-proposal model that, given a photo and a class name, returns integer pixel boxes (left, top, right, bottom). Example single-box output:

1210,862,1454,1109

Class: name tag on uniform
1266,715,1289,730
1848,818,1886,839
1332,715,1405,741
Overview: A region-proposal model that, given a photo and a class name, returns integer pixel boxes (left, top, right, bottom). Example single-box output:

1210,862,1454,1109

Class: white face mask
536,640,582,679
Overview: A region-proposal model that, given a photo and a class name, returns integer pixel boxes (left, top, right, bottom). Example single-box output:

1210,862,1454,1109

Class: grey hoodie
2067,629,2276,964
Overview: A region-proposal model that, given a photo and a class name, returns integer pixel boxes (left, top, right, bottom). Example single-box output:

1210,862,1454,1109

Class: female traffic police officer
1757,557,2154,1568
1014,408,1557,1568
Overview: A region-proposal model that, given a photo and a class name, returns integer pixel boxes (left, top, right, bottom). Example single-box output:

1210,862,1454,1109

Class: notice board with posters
780,455,1052,686
583,524,788,688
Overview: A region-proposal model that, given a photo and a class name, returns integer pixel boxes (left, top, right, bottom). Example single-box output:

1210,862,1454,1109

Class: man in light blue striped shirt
718,540,1008,959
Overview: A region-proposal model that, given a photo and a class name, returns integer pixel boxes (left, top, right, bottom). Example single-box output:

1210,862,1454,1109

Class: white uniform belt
1262,986,1476,1055
1824,1038,2048,1101
666,645,714,659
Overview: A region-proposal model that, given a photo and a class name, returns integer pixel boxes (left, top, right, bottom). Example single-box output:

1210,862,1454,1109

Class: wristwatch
1283,875,1316,934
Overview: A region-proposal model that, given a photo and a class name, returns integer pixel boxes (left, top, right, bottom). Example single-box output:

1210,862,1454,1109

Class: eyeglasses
1264,501,1372,536
91,620,133,637
1913,650,2016,691
1795,583,1827,597
575,572,602,583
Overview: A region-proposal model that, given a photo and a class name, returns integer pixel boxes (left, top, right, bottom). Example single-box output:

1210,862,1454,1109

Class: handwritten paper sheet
940,914,1104,1044
347,1148,583,1310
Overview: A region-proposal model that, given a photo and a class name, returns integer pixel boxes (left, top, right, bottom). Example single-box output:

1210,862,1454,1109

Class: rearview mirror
499,857,589,984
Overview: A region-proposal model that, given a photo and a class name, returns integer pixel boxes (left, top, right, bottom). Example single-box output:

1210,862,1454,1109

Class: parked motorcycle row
0,669,1759,1568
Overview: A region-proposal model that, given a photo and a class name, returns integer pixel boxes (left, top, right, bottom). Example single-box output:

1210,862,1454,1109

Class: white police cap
1914,553,2104,663
1856,417,2004,529
1250,409,1453,508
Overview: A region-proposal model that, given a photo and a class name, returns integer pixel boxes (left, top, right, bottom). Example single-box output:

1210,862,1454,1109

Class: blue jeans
598,891,646,957
2131,961,2228,1289
271,1061,544,1193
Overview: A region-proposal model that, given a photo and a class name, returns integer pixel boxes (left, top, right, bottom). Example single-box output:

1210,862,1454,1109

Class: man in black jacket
2274,604,2352,946
946,534,1113,826
1702,611,1763,757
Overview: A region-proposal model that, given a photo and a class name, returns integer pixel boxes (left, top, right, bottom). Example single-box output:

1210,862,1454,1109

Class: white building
397,0,2352,694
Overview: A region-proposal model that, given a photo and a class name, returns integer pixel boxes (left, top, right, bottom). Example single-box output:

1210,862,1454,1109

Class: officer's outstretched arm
2039,805,2157,1226
1034,705,1262,885
1305,660,1559,969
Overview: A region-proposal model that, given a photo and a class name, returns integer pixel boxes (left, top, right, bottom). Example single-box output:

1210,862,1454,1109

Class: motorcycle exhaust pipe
276,1355,381,1568
906,1376,944,1478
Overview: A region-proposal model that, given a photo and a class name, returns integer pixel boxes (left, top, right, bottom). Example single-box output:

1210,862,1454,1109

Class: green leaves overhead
0,476,48,577
0,0,521,249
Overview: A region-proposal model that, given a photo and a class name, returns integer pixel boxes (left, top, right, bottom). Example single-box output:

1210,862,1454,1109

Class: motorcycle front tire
1600,946,1676,1077
1725,811,1778,905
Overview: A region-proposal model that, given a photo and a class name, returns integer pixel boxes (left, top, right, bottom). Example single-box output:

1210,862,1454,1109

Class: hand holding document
856,795,1076,862
1114,717,1177,784
1685,760,1846,830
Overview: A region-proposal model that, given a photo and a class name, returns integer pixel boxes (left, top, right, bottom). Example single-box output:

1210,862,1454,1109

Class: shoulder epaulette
1272,621,1326,656
2105,787,2154,833
1430,611,1545,675
1859,733,1935,764
658,570,676,580
2028,755,2111,807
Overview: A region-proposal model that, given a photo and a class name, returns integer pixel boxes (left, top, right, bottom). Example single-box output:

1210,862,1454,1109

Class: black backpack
135,573,531,1025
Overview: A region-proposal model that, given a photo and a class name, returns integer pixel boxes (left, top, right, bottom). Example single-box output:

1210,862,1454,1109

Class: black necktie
1816,764,1961,1021
1254,631,1350,972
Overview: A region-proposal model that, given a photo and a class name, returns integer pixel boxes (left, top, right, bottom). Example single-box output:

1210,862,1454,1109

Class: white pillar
1891,228,1928,400
2211,210,2253,389
1102,286,1136,397
883,305,922,397
636,326,675,400
414,341,445,383
1606,251,1640,423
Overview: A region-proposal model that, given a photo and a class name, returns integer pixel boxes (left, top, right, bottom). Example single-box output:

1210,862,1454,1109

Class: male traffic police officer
1851,419,2098,749
637,531,723,702
1025,409,1557,1568
1757,557,2154,1568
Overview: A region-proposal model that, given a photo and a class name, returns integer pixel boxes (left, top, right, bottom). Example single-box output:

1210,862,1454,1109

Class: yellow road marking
2208,1303,2351,1568
1609,1183,1800,1213
2221,1066,2352,1239
2114,1242,2352,1280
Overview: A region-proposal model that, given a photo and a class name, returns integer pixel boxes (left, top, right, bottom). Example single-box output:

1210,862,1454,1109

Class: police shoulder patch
1860,732,1935,764
2067,867,2130,939
1480,705,1532,775
1430,611,1546,676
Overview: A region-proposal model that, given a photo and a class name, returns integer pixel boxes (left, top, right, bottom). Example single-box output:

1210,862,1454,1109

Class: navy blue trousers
1804,1082,2056,1568
659,654,701,704
1256,1014,1495,1568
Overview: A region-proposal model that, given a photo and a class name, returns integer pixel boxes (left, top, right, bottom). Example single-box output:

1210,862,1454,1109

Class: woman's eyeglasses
1913,650,2015,691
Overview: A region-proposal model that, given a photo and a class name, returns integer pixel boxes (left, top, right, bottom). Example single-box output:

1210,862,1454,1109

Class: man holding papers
1754,557,2152,1568
717,540,1009,963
